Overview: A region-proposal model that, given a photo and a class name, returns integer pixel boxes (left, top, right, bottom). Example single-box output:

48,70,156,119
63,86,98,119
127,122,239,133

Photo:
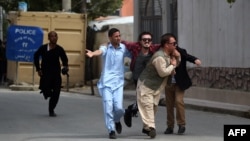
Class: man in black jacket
164,44,201,135
34,31,69,117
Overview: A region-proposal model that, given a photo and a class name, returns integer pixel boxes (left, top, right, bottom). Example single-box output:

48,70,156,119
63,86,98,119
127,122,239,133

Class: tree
0,0,123,20
0,0,62,12
0,0,22,11
227,0,236,8
72,0,123,20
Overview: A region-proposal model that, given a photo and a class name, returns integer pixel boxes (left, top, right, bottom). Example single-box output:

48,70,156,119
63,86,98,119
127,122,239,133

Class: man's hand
195,59,202,66
61,66,69,75
86,49,94,58
37,70,42,77
170,57,177,67
172,49,180,58
86,49,103,57
170,70,176,76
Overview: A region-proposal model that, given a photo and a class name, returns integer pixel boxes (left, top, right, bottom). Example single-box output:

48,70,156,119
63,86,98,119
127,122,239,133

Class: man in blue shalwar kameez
86,28,131,139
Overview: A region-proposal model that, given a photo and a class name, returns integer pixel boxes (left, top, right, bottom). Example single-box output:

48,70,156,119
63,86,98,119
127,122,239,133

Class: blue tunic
97,43,130,93
97,42,131,133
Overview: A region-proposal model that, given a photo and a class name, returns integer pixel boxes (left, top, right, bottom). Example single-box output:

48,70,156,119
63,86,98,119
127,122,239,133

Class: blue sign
6,25,44,62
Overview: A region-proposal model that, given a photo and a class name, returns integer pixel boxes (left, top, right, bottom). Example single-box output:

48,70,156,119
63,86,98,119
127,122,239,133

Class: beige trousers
136,80,163,130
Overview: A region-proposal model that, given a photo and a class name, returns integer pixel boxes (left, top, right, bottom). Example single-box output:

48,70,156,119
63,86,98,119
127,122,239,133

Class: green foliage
227,0,236,3
0,0,18,11
1,0,123,19
226,0,236,8
27,0,62,12
89,0,123,20
72,0,123,20
0,0,62,12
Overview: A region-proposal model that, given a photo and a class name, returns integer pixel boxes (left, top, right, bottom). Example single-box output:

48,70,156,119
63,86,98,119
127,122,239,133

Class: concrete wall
178,0,250,68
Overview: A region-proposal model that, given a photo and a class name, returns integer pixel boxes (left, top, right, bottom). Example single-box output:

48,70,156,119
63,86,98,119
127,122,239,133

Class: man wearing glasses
164,33,201,135
121,32,160,128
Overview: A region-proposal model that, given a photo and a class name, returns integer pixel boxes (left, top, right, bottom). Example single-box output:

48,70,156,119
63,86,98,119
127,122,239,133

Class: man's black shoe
49,112,57,117
44,94,50,100
178,125,185,134
40,91,51,100
148,127,156,138
142,128,150,136
124,109,132,127
109,131,116,139
127,103,138,117
115,122,122,134
164,127,173,134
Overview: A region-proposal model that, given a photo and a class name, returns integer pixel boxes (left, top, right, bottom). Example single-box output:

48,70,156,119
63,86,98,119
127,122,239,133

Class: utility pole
83,0,94,95
0,6,3,40
62,0,71,12
82,0,91,13
82,0,86,13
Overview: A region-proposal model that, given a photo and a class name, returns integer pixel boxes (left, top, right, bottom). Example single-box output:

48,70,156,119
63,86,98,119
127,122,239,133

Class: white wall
178,0,250,67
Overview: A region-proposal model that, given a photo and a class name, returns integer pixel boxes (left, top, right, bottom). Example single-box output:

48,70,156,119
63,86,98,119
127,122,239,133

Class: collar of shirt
108,43,122,49
47,44,50,51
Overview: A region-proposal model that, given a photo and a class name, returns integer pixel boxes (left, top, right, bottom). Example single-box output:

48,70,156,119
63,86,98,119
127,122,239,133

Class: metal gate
141,15,162,44
139,0,177,43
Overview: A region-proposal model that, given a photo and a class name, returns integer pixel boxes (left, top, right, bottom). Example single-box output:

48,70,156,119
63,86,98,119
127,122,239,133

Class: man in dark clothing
34,31,69,117
164,44,201,135
0,39,7,84
122,32,160,127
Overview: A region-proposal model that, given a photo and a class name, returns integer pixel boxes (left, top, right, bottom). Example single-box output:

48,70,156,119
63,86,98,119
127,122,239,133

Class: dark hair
48,31,57,38
160,33,177,47
137,31,153,41
108,28,120,37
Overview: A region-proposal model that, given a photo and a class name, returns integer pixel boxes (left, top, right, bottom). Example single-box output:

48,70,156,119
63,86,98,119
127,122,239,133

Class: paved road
0,88,250,141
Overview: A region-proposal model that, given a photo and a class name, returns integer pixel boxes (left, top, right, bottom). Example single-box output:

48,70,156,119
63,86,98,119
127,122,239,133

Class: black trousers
126,79,138,117
40,75,62,113
48,86,61,113
0,60,7,82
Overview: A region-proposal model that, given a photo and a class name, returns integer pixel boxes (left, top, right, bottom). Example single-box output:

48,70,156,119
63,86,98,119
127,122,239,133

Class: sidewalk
68,86,250,119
